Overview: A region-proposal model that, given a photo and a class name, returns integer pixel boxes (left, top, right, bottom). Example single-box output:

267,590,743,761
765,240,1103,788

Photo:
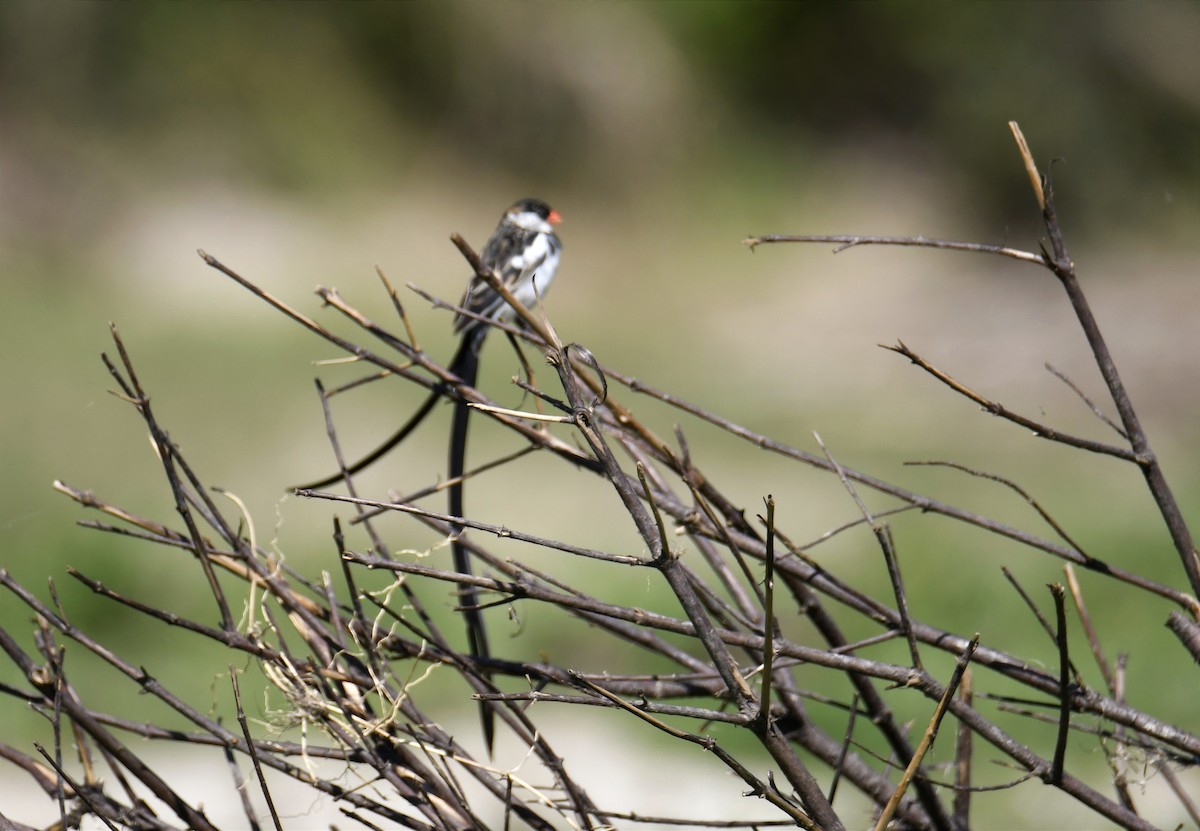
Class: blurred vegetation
3,3,1197,241
0,5,1196,825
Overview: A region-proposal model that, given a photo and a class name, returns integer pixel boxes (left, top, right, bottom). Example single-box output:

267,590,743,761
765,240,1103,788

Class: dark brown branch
230,669,283,831
1007,127,1200,599
1166,611,1200,663
568,672,820,830
1050,583,1071,785
602,366,1194,610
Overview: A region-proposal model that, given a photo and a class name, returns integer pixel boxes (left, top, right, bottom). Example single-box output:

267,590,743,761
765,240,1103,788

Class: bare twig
1166,611,1200,663
885,341,1139,463
1063,564,1114,694
1007,125,1200,598
952,669,973,831
757,495,778,726
1044,362,1127,439
568,672,820,830
742,234,1046,266
873,636,978,831
816,433,921,671
230,669,284,831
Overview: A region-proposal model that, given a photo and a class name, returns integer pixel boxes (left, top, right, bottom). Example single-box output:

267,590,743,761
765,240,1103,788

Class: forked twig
4,127,1191,831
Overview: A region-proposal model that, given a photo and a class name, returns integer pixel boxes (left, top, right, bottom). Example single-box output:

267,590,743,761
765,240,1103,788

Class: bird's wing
454,226,549,335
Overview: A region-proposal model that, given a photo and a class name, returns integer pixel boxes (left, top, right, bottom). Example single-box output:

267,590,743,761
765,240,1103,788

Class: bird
299,198,562,751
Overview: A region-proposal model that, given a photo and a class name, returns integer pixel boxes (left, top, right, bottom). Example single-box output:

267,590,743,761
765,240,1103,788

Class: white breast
508,233,560,312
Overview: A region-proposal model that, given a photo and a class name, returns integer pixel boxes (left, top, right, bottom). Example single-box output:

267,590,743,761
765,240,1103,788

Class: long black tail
296,333,496,749
444,333,495,753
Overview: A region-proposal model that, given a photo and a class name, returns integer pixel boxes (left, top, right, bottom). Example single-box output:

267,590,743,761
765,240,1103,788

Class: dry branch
1,125,1195,830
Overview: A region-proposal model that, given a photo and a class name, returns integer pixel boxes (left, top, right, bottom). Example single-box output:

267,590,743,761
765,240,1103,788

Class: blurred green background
2,3,1197,828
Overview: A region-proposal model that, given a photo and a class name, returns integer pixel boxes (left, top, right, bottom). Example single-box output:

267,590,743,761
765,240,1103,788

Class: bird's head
505,198,561,234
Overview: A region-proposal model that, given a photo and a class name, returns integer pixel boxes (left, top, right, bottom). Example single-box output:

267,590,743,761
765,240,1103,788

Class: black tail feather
297,330,497,752
294,337,477,492
445,335,496,753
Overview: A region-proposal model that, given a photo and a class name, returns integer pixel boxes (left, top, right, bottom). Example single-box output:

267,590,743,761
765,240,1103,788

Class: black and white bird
299,198,562,751
454,198,562,345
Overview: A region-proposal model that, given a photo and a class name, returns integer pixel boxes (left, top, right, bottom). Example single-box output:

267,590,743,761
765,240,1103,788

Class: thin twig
885,341,1139,463
230,669,284,831
907,460,1091,558
952,668,973,831
1044,362,1127,439
758,495,777,727
816,433,921,671
742,234,1046,266
1063,564,1114,694
568,672,819,830
304,490,647,566
1001,567,1084,686
827,692,859,804
873,635,979,831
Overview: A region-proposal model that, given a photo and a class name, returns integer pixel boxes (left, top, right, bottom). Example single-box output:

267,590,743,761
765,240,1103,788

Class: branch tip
1008,121,1046,211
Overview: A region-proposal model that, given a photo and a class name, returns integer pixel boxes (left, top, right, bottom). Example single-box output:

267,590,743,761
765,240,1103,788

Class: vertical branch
230,668,283,831
816,433,921,670
556,346,842,829
1009,121,1200,598
104,325,236,631
827,693,859,804
952,668,973,831
876,524,921,672
1109,655,1135,812
220,741,260,831
1050,583,1071,785
757,495,777,725
1063,564,1114,693
43,622,68,830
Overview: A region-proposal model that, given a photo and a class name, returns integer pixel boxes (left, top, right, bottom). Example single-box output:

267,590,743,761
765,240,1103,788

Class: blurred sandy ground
1,708,1195,830
1,3,1197,827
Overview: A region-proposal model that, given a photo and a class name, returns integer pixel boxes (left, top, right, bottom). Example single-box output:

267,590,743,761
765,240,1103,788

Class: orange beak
548,210,562,225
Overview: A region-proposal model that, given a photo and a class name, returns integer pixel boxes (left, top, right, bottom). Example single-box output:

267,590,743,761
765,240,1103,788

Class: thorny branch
2,126,1195,830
